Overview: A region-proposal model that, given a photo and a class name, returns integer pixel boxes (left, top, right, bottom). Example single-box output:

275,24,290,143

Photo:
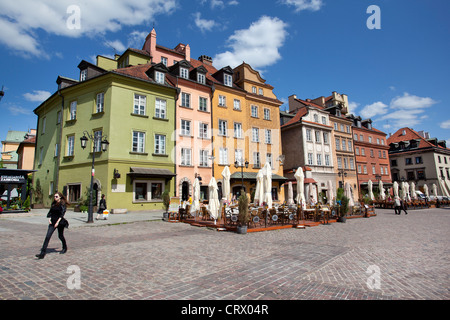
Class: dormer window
80,69,87,81
155,71,165,84
197,73,206,84
180,67,189,79
224,74,233,87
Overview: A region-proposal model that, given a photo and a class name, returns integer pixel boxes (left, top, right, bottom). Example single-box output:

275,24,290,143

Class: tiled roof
281,107,308,128
111,64,177,87
387,127,434,149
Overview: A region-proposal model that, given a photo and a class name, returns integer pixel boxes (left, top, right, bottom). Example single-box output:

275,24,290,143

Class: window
154,134,166,154
42,117,46,134
306,129,312,142
349,158,355,170
161,57,168,66
252,128,259,142
315,131,321,143
80,69,87,81
181,148,192,166
325,154,330,166
355,147,360,155
346,126,351,133
344,158,348,169
370,149,374,157
348,140,352,152
219,120,227,136
233,99,241,111
96,93,104,113
251,105,258,118
407,171,415,181
253,152,261,168
199,123,209,139
135,182,147,201
405,158,413,165
132,131,145,153
234,122,242,138
361,148,365,156
181,92,191,108
155,71,165,84
323,132,329,144
180,67,189,79
368,136,373,143
151,182,163,200
199,150,209,167
134,94,146,115
94,130,102,152
334,123,338,131
314,114,319,123
219,148,228,165
264,108,270,120
155,98,166,119
258,88,263,95
340,124,344,132
39,147,43,165
67,136,74,156
322,117,327,125
224,74,233,87
198,97,207,112
197,73,206,84
354,134,358,141
317,154,322,166
235,149,243,165
372,166,376,174
68,184,81,203
342,139,346,151
307,153,314,166
377,138,380,144
181,120,191,136
378,150,382,158
391,159,397,167
360,134,364,141
337,157,342,169
417,170,426,180
265,129,272,144
219,95,226,107
363,165,367,174
57,110,61,124
335,138,340,150
70,101,77,120
252,86,257,94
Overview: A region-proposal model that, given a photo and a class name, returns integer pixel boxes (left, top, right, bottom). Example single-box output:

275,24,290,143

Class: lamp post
234,158,249,197
80,131,109,223
338,169,347,189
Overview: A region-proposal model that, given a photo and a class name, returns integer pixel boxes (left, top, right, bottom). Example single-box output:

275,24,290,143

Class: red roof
387,127,436,149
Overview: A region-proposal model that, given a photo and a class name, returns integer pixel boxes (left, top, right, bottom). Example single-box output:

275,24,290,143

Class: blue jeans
41,224,67,252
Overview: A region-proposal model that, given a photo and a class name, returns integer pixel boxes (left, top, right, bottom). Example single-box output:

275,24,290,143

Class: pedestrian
35,192,69,259
400,199,408,215
394,196,401,215
96,194,107,220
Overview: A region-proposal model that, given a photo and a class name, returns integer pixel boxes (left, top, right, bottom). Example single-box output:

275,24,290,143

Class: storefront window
135,182,147,200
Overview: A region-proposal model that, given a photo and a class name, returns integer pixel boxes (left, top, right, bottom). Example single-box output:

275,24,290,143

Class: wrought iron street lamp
234,159,249,197
80,131,109,223
338,169,347,189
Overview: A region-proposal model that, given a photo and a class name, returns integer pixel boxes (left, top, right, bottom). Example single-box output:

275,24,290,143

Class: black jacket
47,202,66,225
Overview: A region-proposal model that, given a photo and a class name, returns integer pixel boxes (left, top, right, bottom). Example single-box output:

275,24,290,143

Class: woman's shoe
35,251,45,259
60,248,67,254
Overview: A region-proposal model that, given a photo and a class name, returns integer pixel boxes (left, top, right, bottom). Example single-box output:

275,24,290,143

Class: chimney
199,55,213,66
142,28,157,55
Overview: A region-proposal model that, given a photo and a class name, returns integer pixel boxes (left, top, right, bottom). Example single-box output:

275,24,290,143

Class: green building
33,55,178,211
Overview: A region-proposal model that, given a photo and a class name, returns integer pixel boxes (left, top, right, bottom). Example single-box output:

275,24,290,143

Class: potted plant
237,192,249,234
337,195,349,223
162,190,170,221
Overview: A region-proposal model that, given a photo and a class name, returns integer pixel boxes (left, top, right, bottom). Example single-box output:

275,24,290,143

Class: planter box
32,203,44,209
111,208,128,214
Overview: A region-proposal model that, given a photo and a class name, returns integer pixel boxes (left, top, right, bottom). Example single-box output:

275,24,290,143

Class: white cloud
200,0,238,9
281,0,324,12
0,0,177,58
390,92,437,110
440,120,450,129
23,90,51,102
8,105,31,116
359,101,389,119
104,40,127,54
194,12,218,33
213,16,288,70
348,101,359,114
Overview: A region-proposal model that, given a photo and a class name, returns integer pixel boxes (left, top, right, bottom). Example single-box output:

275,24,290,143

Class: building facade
387,128,450,197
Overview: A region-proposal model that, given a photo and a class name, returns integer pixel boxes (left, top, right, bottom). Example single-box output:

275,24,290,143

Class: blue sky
1,0,449,150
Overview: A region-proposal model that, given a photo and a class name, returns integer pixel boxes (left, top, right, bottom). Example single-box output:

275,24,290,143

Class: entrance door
181,181,189,202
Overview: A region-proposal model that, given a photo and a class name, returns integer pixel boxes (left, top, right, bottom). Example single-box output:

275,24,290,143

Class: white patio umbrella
345,182,354,206
411,182,417,200
1,188,19,200
208,177,220,222
294,167,306,208
379,180,385,200
254,169,264,205
405,182,411,202
424,184,429,198
393,181,399,199
191,178,201,216
287,181,294,205
401,181,407,201
327,180,334,204
432,184,438,197
221,166,231,203
262,162,273,208
368,180,375,201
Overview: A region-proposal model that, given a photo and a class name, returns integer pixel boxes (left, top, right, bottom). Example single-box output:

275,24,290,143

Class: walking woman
96,194,107,220
35,192,69,259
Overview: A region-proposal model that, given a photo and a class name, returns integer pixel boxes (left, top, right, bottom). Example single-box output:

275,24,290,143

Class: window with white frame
134,180,165,202
181,92,191,108
233,99,241,110
317,154,322,166
342,139,346,151
161,57,168,66
132,131,145,153
199,150,209,167
258,88,263,95
67,136,74,156
265,129,272,144
155,71,165,84
263,108,270,120
307,153,314,166
70,101,77,120
199,122,209,139
358,164,362,174
335,137,340,150
181,119,191,136
181,148,192,166
155,98,166,119
337,157,342,169
322,116,327,125
348,140,352,152
80,69,87,81
251,105,258,118
314,114,319,123
224,74,232,87
325,154,330,166
96,93,104,113
267,153,273,168
361,148,365,156
344,158,348,169
323,132,329,144
219,148,228,165
219,120,227,136
234,122,242,138
42,117,46,134
197,73,206,84
315,131,321,143
363,165,367,174
219,95,226,107
94,130,102,152
235,149,243,165
252,128,259,142
180,67,189,79
350,158,355,170
199,97,208,112
253,152,261,168
306,129,312,142
154,134,166,154
133,94,146,115
252,86,257,94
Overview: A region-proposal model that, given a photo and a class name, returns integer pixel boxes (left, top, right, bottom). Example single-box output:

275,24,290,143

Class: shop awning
230,172,287,181
127,167,176,180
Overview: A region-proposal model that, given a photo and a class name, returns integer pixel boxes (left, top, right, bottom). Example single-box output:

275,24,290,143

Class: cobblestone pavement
0,207,449,302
